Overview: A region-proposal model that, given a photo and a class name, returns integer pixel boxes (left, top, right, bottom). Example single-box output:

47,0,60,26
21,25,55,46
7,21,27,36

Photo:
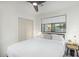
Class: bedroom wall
0,1,36,57
34,4,79,43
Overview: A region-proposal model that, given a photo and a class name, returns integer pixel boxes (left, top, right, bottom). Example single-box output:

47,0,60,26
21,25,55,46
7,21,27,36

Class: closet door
18,18,33,41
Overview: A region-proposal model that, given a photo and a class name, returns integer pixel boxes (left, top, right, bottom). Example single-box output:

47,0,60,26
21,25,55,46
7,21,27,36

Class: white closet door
18,18,33,41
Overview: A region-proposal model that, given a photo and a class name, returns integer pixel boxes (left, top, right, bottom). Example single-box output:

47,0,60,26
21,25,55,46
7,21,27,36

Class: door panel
18,18,33,41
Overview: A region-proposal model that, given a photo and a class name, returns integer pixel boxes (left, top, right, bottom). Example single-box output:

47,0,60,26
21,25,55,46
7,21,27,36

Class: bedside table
66,43,79,57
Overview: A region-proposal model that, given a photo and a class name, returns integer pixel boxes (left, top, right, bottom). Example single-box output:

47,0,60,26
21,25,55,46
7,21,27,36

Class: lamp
33,2,38,6
68,35,77,45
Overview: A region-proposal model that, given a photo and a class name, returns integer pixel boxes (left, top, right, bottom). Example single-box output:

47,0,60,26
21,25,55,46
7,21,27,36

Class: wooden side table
66,43,79,57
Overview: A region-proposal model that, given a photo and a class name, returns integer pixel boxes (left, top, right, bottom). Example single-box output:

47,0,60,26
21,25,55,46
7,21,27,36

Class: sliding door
18,18,33,41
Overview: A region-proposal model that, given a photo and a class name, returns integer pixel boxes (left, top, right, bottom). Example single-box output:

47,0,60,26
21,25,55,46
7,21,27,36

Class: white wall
0,1,36,57
35,4,79,43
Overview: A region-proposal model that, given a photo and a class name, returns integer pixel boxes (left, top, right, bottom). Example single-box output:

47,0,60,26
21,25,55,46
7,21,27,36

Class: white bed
7,36,65,57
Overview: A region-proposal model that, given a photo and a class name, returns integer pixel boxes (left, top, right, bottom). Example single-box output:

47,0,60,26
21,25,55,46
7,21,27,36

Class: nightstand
66,43,79,57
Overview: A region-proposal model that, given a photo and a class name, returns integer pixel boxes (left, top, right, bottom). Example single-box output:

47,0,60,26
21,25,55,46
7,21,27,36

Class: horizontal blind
41,15,66,24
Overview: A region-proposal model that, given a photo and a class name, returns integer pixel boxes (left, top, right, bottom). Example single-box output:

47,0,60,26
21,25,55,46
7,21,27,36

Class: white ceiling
38,1,79,14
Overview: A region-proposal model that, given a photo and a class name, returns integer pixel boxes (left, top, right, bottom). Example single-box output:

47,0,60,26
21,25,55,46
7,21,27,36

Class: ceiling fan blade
27,1,46,12
33,5,38,12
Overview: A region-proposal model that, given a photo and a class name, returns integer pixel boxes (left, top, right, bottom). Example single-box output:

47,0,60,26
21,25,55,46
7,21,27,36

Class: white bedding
7,37,65,57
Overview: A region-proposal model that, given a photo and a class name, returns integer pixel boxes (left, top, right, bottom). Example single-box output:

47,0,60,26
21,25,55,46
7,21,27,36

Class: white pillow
43,34,52,40
52,34,64,41
36,34,43,38
37,34,52,40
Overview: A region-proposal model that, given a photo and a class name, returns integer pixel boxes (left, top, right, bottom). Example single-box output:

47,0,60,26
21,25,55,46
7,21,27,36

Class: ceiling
38,1,79,14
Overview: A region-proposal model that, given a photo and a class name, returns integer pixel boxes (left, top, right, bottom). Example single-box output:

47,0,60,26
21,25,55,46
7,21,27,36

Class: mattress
7,37,65,57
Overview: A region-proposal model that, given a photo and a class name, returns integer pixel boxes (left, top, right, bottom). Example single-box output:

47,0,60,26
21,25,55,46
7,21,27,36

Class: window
45,24,51,32
41,23,66,33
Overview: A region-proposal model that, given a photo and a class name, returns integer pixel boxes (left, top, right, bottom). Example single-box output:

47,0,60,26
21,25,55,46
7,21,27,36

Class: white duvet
7,37,65,57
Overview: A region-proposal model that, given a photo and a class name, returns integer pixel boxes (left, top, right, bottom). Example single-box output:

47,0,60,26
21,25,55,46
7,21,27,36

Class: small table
66,43,79,57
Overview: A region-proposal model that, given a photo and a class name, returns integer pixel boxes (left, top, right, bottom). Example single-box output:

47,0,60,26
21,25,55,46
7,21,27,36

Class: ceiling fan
28,1,46,12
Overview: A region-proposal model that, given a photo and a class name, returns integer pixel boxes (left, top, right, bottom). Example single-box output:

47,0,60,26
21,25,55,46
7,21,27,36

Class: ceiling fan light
33,2,37,6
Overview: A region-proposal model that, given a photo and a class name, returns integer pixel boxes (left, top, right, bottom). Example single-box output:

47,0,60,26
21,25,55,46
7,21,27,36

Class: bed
7,35,65,57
